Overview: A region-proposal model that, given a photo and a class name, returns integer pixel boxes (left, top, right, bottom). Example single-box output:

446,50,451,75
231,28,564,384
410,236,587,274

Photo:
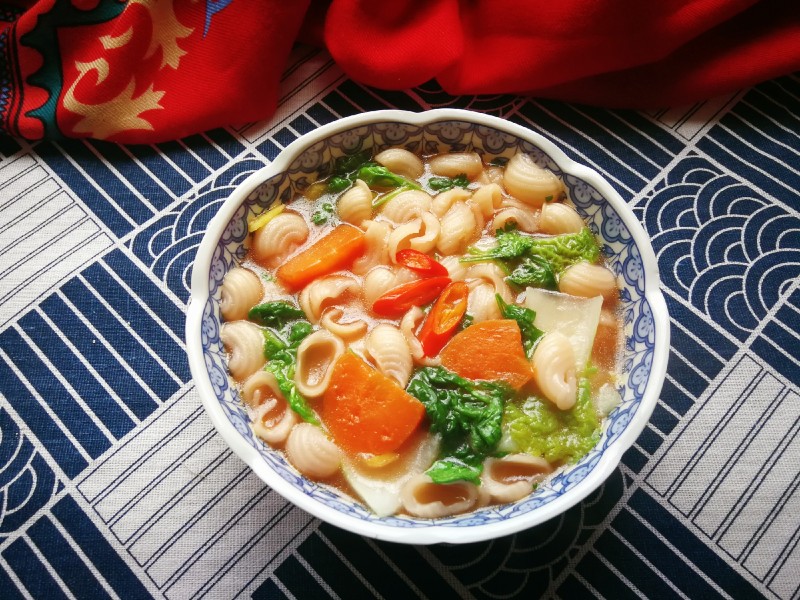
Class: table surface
1,47,798,599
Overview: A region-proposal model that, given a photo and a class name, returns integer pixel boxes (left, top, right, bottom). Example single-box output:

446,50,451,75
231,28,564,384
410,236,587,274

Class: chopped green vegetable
501,376,599,464
311,202,335,225
248,301,306,328
495,295,544,356
333,149,372,176
507,255,557,289
489,157,509,167
462,226,600,281
262,321,317,424
462,225,534,262
428,173,470,192
529,227,599,273
407,366,512,485
460,313,474,331
357,165,421,191
327,176,352,193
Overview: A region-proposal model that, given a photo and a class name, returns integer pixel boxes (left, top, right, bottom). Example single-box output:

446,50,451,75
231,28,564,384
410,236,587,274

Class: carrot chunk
322,353,426,455
440,320,533,389
276,224,365,291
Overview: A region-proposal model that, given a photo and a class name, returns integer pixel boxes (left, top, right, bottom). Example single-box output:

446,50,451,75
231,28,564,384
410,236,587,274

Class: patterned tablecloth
1,47,798,599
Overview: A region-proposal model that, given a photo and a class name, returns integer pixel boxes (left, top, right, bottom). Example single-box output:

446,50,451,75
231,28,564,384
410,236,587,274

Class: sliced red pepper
395,249,449,278
417,281,470,357
372,276,452,318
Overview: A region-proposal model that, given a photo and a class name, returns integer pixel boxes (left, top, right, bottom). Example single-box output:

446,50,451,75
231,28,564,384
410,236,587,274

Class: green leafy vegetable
462,226,600,291
460,313,474,331
495,295,544,356
407,366,512,484
489,157,509,167
462,226,534,262
326,150,374,193
428,173,470,192
262,321,317,424
501,376,599,464
357,165,421,191
507,255,557,289
333,149,372,176
327,176,352,193
311,202,334,225
526,227,600,274
248,301,306,328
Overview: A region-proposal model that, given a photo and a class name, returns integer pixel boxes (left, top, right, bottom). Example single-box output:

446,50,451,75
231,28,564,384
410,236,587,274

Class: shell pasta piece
437,202,478,255
374,148,424,179
400,474,480,518
319,308,368,341
467,282,503,323
381,190,432,224
299,275,360,322
429,152,483,179
481,454,552,503
503,153,564,207
252,212,309,267
337,179,372,226
531,331,577,410
243,371,298,445
220,267,263,321
220,321,266,382
558,262,618,299
352,220,391,275
365,324,413,387
539,202,584,234
285,422,343,479
431,187,471,218
470,183,503,218
294,329,345,398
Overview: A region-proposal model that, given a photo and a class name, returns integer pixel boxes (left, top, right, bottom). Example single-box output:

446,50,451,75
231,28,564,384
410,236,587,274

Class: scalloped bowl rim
186,108,670,544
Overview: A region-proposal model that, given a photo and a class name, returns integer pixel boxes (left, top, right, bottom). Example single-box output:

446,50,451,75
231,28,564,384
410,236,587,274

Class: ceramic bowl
186,109,670,544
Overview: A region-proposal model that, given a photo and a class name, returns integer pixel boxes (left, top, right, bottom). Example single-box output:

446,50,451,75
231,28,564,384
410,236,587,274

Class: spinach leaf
357,165,421,191
495,295,544,357
507,255,557,289
262,321,317,424
428,173,470,192
333,149,372,176
407,366,511,485
248,301,306,328
327,176,351,193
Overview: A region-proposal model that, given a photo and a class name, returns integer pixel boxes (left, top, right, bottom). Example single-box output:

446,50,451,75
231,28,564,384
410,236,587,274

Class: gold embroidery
64,59,165,139
99,26,134,50
131,0,193,70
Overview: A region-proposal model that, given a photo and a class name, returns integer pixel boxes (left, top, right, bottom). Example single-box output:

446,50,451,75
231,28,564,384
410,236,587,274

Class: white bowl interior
186,109,669,544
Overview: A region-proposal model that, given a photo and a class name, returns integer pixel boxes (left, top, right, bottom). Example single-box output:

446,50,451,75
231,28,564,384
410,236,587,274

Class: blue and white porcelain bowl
186,109,669,544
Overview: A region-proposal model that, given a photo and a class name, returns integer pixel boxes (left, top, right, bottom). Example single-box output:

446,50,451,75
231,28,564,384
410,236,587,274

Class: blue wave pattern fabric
0,48,798,598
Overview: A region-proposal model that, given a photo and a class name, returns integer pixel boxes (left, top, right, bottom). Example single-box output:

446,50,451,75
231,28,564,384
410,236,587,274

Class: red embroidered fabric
0,0,797,143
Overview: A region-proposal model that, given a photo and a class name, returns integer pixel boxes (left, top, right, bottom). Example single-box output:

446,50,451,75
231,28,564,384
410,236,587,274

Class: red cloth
0,0,798,143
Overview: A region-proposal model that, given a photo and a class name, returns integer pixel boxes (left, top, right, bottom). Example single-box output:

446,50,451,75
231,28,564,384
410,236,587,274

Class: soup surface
219,148,622,518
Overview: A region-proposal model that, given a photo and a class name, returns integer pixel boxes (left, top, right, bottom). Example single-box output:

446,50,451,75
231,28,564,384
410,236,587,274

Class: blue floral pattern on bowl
190,112,667,538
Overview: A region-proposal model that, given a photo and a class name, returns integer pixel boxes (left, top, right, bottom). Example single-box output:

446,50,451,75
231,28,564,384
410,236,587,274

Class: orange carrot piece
440,320,533,389
322,353,426,455
276,224,365,291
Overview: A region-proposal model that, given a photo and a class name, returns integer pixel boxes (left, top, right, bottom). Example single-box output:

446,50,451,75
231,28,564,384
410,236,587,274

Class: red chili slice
372,276,452,318
417,281,470,356
395,249,449,278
